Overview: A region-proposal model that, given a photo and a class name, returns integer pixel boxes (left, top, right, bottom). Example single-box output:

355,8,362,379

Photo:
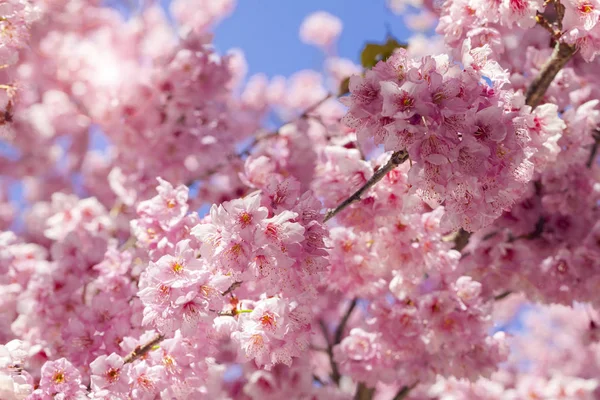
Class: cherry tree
1,0,599,399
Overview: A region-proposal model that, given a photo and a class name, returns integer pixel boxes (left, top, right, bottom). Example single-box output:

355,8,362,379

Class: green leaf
360,37,408,69
338,76,351,96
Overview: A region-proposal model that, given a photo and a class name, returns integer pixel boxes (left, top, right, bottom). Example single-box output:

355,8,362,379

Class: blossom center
106,367,120,383
172,261,184,274
579,2,594,13
239,212,252,227
52,370,66,384
260,312,277,329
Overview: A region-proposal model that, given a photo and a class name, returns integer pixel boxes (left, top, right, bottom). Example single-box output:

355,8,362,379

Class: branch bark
123,333,164,364
354,383,375,400
323,150,409,223
221,281,242,297
393,382,419,400
587,128,600,168
525,41,576,109
321,298,358,385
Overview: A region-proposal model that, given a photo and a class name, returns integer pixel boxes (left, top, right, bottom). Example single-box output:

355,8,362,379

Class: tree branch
221,281,242,297
123,333,164,364
535,12,559,39
587,128,600,168
494,290,512,301
452,229,472,252
238,93,333,157
393,382,419,400
455,33,575,251
334,298,357,344
525,41,576,109
187,93,333,185
323,150,409,223
321,298,358,385
354,383,375,400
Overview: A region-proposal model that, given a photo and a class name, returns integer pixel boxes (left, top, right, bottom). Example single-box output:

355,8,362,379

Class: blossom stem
123,333,165,364
323,150,409,223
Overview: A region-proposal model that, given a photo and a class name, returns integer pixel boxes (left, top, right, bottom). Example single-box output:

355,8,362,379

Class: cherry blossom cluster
405,303,600,399
1,0,600,399
459,101,600,305
437,0,600,62
341,45,565,231
316,148,506,388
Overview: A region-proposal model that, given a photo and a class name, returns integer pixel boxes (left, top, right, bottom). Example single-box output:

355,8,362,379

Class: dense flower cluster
1,0,600,399
341,44,565,232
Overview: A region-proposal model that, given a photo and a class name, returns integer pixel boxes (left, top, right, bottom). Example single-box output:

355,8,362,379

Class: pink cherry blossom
299,11,343,52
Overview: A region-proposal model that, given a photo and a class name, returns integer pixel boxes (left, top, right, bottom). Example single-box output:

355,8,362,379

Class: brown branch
222,281,242,297
393,382,419,400
535,12,559,39
508,217,546,242
319,319,341,384
320,298,358,385
123,333,164,364
323,150,409,223
587,128,600,168
354,383,376,400
334,298,357,344
554,0,565,31
494,290,512,301
452,229,472,252
525,41,576,109
456,33,575,252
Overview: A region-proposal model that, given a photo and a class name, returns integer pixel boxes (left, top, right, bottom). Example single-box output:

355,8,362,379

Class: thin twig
187,93,333,185
323,150,409,223
494,290,512,301
334,298,358,344
321,298,358,385
586,128,600,168
123,333,164,364
238,93,333,157
393,382,419,400
525,41,576,109
508,217,546,242
319,319,342,384
222,281,242,297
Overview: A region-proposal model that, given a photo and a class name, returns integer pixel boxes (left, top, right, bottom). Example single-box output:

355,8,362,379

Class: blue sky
209,0,412,77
